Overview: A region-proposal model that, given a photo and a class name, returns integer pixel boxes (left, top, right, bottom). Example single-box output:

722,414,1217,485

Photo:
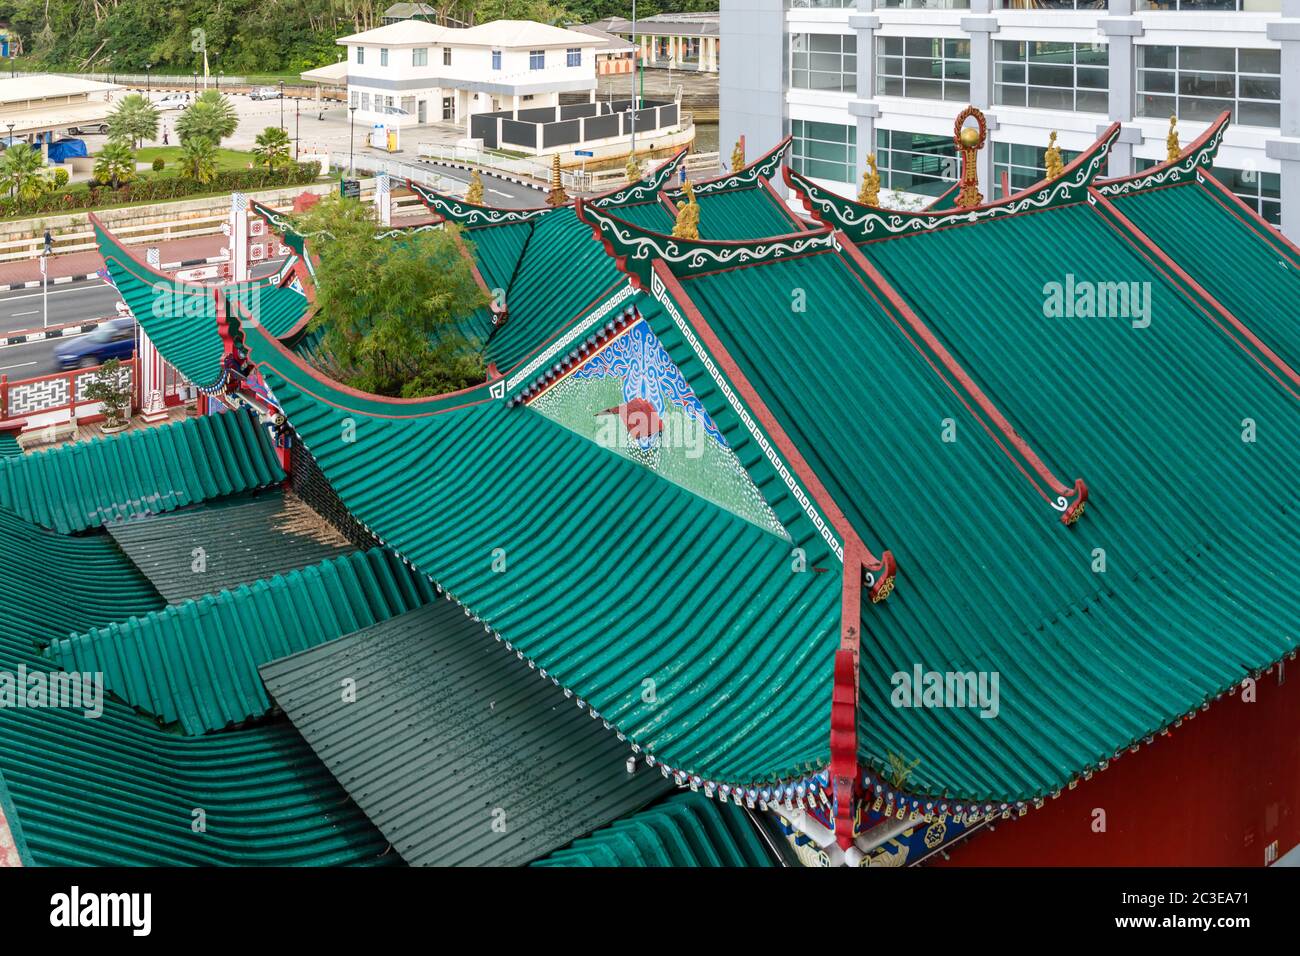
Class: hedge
0,162,322,218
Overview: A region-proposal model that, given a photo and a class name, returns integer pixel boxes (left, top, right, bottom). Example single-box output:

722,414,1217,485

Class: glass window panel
1237,101,1280,127
1179,47,1234,72
1239,49,1280,74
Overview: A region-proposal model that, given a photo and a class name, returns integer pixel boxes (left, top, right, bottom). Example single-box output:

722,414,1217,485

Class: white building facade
339,19,599,127
721,0,1300,238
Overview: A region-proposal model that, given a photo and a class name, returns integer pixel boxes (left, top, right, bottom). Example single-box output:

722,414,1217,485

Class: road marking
0,283,113,303
488,188,511,198
10,311,37,317
0,361,35,371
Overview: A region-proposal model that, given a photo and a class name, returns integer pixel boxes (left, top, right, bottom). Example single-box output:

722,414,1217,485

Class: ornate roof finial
1166,114,1180,163
546,154,568,207
465,168,484,204
858,153,880,205
625,155,642,184
731,137,745,173
671,181,700,240
1044,131,1064,181
953,106,988,209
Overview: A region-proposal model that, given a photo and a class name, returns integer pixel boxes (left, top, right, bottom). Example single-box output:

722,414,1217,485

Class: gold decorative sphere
959,126,980,148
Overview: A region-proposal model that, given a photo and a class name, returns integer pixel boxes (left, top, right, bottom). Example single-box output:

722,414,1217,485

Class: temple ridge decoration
953,106,988,209
731,137,745,174
663,137,791,201
465,169,484,205
1045,132,1064,181
858,154,881,206
405,179,556,227
1167,115,1181,163
1094,110,1230,199
546,155,569,207
671,183,700,240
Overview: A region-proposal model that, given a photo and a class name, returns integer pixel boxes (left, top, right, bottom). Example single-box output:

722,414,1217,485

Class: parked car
54,318,136,370
67,123,110,135
156,92,191,111
250,86,282,100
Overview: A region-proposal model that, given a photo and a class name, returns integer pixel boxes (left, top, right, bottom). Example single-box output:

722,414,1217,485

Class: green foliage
252,126,292,172
177,136,217,184
82,359,133,426
152,157,166,172
107,93,160,149
52,167,70,188
94,139,137,189
0,143,52,202
292,194,491,398
175,92,238,147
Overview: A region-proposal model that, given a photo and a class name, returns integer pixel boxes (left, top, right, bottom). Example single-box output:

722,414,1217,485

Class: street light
348,105,357,177
193,71,198,96
295,98,300,160
630,0,638,161
279,81,285,131
218,70,223,92
145,63,151,93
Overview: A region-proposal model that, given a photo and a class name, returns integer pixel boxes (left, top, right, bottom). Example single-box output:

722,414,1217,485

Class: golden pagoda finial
1044,131,1064,181
858,153,880,205
546,154,568,207
1166,114,1181,163
671,181,700,240
465,168,484,204
953,106,987,209
625,155,642,184
731,137,745,173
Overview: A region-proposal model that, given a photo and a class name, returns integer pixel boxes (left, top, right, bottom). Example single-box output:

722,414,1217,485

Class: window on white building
356,47,365,65
791,119,856,184
996,0,1104,7
567,48,582,67
361,92,371,110
530,50,545,70
786,0,853,7
876,129,959,198
879,0,969,7
790,33,857,94
350,90,359,108
413,47,428,66
995,41,1109,113
380,48,389,67
492,50,502,70
1138,157,1281,224
992,141,1084,198
1137,46,1281,128
1133,0,1278,9
443,47,452,66
876,37,970,102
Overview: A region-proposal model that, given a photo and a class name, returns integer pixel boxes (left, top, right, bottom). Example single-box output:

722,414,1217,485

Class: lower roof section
532,790,779,867
260,600,673,866
106,489,353,603
0,408,283,534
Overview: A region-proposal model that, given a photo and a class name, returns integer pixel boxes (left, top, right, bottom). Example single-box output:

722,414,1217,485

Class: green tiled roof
0,430,19,458
663,198,1300,804
49,548,434,735
261,601,671,866
1108,174,1300,374
0,409,283,534
240,323,844,789
0,507,391,866
696,185,807,241
532,791,777,867
94,219,308,388
610,198,676,232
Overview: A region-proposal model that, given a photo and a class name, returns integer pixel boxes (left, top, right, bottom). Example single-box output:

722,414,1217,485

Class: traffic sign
340,179,361,199
575,150,593,157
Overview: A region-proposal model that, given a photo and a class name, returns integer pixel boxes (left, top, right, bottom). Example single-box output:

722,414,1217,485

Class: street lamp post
630,0,638,161
192,71,198,96
295,98,300,160
218,70,223,92
145,63,151,93
279,81,285,131
4,124,12,181
348,105,357,177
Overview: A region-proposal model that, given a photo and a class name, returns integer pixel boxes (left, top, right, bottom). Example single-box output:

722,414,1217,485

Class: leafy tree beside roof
175,91,238,148
292,194,490,398
93,140,137,189
107,93,160,149
252,127,292,172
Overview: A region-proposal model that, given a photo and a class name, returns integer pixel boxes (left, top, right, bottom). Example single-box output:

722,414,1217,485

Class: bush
52,168,69,188
152,157,166,172
0,161,322,217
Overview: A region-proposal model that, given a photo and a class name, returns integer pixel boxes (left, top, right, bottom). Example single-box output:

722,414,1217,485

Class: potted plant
82,359,133,433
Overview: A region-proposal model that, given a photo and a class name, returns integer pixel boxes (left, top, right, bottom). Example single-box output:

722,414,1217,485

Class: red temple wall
935,663,1300,866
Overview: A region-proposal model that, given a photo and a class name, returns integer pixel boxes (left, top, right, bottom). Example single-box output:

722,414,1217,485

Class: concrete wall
720,0,785,174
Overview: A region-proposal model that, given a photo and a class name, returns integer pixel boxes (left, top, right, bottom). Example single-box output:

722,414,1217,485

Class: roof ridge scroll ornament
664,136,792,201
588,147,689,209
785,122,1121,243
1094,110,1230,199
405,179,556,227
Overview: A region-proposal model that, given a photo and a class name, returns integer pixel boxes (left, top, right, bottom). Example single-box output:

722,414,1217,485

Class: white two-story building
339,19,600,127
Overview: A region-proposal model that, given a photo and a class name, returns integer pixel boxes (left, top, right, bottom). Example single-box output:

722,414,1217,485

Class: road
0,259,288,379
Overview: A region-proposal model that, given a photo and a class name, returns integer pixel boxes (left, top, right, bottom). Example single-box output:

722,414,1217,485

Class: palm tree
106,93,160,149
94,139,137,189
178,136,218,184
176,91,238,147
252,126,291,172
0,143,49,202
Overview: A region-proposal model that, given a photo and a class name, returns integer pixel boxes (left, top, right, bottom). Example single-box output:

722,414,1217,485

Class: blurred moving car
249,86,282,100
156,92,191,111
53,318,136,370
67,123,110,135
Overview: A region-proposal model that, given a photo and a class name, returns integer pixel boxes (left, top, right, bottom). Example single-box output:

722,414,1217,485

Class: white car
156,93,191,111
249,86,282,101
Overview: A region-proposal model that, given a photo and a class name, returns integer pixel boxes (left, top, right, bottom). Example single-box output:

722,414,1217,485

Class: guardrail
0,357,137,429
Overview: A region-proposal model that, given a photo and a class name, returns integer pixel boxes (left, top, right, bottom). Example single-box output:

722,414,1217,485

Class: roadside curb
0,315,117,349
0,255,228,292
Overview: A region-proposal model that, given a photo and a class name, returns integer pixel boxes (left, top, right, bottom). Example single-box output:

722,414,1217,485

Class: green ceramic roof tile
241,324,843,788
260,601,672,866
610,199,677,232
49,548,435,735
666,205,1300,803
0,409,283,534
1109,176,1300,373
532,790,777,867
0,431,19,458
696,186,806,241
465,220,533,294
105,490,354,603
0,507,391,866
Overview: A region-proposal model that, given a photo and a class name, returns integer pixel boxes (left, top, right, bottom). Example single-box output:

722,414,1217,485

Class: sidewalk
0,235,229,291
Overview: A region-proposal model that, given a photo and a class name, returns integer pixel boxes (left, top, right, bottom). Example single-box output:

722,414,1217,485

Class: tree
177,136,218,184
175,91,238,147
82,359,133,429
292,194,491,398
252,126,292,172
94,139,137,189
0,143,50,202
106,93,159,149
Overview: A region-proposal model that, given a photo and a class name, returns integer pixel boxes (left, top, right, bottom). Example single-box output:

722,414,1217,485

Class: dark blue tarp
47,138,90,162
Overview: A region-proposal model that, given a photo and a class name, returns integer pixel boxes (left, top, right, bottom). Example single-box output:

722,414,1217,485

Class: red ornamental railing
0,359,139,424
